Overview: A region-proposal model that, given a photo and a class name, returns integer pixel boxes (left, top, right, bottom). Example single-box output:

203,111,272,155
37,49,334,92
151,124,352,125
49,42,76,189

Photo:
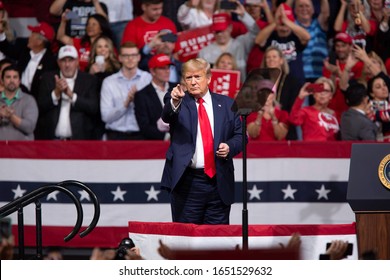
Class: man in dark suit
161,58,243,225
0,22,58,100
341,83,378,140
135,53,175,140
36,45,99,140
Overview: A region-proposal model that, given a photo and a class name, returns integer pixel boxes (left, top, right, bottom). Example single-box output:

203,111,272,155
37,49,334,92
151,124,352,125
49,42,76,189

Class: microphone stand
238,109,251,251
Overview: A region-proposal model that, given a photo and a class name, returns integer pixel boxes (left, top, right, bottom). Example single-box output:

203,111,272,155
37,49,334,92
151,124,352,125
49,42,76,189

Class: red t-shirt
121,16,177,50
247,107,289,141
73,38,91,72
289,97,340,141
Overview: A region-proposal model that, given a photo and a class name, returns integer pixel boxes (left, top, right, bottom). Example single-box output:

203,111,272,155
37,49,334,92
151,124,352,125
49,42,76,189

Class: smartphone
95,55,105,65
371,100,388,111
354,41,365,49
0,218,11,242
220,1,238,10
328,51,337,65
326,242,353,257
160,33,177,43
65,11,80,20
306,83,324,93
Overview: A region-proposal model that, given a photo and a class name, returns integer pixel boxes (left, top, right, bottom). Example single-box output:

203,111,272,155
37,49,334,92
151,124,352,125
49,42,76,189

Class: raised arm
56,11,74,46
334,0,348,32
92,0,108,19
318,0,330,31
49,0,67,16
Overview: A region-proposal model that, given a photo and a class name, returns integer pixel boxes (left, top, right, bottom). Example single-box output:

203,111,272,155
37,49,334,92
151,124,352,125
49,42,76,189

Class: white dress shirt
191,91,215,169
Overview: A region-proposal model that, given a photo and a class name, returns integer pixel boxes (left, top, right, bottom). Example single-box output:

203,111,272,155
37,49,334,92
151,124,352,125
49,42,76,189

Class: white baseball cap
58,45,78,60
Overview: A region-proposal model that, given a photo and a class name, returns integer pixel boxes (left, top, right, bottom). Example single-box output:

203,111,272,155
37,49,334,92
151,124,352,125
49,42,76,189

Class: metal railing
0,180,100,259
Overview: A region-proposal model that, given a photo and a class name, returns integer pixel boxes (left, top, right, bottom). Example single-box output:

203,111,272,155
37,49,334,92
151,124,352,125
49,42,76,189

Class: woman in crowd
246,90,289,141
213,52,238,71
367,75,390,141
0,4,14,60
260,46,301,140
177,0,219,30
57,11,114,72
85,35,120,140
289,77,340,141
86,35,120,84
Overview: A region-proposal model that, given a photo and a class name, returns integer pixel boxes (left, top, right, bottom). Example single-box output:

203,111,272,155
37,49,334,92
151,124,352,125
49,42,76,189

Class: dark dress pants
170,168,231,225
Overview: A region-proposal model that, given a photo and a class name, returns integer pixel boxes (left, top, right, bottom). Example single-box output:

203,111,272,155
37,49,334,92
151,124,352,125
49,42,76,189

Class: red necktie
198,98,216,178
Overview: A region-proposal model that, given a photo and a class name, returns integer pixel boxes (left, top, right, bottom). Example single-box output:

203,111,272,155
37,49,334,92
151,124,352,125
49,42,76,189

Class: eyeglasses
120,53,139,59
184,75,203,82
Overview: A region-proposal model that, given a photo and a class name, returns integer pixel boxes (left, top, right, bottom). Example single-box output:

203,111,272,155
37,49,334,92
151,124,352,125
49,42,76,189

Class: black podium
347,143,390,259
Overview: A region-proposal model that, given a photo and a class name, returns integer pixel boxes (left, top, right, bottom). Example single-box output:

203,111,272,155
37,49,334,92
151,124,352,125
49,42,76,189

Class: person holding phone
139,29,182,83
289,77,340,141
323,32,364,121
49,0,108,38
57,11,114,72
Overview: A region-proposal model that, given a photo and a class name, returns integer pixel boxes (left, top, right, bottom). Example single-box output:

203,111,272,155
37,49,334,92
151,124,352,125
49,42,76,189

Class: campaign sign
176,26,215,62
209,69,241,99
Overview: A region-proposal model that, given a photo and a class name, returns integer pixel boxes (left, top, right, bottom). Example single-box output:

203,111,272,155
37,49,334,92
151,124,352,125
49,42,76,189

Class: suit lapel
183,93,198,145
211,93,223,151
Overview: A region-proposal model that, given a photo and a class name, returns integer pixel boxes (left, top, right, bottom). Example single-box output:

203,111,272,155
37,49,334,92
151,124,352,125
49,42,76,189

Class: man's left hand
216,143,229,158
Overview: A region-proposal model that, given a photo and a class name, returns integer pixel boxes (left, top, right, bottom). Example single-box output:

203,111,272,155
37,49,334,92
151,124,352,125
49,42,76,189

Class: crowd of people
1,0,390,142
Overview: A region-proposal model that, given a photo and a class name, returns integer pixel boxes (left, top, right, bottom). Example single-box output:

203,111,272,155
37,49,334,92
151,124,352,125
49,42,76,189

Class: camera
114,237,136,260
326,242,353,257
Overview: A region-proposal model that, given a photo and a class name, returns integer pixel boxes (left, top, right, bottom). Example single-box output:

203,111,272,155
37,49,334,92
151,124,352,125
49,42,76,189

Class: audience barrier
0,140,358,248
128,221,358,260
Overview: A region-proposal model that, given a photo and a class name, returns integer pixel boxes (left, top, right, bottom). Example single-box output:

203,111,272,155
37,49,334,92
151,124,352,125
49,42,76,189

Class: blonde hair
182,58,211,79
315,77,335,94
260,46,290,75
214,52,238,70
88,36,120,72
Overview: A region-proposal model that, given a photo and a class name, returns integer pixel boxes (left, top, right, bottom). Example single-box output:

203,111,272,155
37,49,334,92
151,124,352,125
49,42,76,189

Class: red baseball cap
334,32,353,45
148,54,173,69
28,22,55,42
212,13,232,32
281,3,295,22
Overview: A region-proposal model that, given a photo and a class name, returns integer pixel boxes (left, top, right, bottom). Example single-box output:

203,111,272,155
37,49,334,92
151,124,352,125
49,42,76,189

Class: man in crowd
0,65,38,140
0,22,58,100
135,53,175,140
36,45,99,139
100,42,152,140
121,0,177,50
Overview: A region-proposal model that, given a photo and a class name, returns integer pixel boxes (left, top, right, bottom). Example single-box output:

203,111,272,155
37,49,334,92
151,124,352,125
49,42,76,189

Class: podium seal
378,154,390,190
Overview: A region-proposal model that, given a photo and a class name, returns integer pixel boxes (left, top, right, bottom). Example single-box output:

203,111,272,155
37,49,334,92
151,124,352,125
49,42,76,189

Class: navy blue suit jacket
134,82,175,140
161,91,243,205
